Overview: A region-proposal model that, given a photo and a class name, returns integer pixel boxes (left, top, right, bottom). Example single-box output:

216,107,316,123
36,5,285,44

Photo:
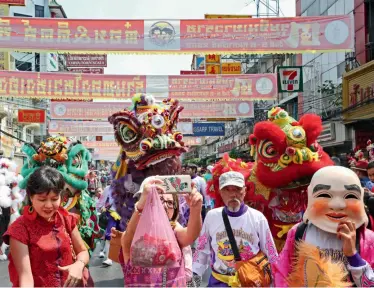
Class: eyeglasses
160,197,174,209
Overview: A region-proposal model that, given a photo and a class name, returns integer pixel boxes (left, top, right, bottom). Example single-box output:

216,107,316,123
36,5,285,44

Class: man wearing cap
192,171,278,287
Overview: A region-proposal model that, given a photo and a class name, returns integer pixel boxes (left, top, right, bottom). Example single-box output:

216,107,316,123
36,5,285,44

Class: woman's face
159,194,175,220
30,191,61,221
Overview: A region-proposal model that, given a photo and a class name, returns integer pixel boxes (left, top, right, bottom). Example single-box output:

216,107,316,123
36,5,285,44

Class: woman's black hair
368,161,374,170
26,166,65,197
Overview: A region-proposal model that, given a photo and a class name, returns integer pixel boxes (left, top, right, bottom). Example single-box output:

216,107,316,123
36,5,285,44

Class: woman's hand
110,227,123,239
137,177,165,210
58,261,85,287
185,187,203,211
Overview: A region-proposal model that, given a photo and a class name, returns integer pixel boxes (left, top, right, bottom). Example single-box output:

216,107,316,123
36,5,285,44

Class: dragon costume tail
287,241,351,287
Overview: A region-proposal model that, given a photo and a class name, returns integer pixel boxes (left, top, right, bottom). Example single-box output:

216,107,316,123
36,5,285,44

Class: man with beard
192,171,278,287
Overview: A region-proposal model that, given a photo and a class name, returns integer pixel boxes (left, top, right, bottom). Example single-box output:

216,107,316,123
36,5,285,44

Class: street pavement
0,244,210,287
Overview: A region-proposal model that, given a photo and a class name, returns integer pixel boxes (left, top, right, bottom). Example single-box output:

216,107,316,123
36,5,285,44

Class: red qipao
3,206,77,287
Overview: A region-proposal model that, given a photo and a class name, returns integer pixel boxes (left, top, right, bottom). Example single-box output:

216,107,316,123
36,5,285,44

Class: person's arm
121,207,142,262
10,238,34,287
58,226,89,286
175,189,203,248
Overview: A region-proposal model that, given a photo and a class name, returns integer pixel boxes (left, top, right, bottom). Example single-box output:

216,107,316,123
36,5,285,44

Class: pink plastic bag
130,186,182,268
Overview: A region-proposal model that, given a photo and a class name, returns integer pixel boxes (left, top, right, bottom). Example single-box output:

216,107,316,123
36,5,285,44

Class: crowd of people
1,96,374,287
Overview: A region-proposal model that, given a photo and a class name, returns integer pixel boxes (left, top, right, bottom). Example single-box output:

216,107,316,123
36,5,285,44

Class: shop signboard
18,109,46,123
69,68,104,74
221,62,241,74
66,54,107,67
192,123,225,136
277,66,303,92
0,0,24,5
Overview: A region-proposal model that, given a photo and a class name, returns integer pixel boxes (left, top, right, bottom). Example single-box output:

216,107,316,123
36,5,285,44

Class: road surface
0,245,210,286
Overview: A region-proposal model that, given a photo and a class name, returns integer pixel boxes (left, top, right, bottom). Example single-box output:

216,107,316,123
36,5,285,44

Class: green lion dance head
19,136,91,208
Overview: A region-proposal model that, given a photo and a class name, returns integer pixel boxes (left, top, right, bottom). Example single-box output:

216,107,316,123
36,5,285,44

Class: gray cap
219,171,245,190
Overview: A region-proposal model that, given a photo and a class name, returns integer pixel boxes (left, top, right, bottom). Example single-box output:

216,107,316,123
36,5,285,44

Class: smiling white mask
303,166,368,234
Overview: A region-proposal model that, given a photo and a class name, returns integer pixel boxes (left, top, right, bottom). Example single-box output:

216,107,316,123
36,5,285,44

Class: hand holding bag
222,209,272,287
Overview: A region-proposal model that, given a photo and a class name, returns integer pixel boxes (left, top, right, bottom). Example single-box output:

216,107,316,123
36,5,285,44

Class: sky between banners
0,71,276,101
0,15,353,54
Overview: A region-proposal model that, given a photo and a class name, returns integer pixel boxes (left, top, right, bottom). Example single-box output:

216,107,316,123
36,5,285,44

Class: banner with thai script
49,120,113,135
18,109,46,123
66,54,107,67
69,68,104,74
0,15,353,53
50,100,254,119
0,71,276,100
192,123,225,136
180,70,204,75
0,0,24,5
222,63,241,74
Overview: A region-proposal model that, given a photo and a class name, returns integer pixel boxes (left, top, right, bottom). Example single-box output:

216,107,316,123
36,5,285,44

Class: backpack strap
222,209,241,262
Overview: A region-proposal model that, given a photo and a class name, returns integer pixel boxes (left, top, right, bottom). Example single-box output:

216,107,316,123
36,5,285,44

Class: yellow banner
205,64,221,74
205,14,252,19
221,62,241,74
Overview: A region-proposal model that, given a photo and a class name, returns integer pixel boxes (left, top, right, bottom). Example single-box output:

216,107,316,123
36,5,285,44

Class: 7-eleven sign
277,66,303,93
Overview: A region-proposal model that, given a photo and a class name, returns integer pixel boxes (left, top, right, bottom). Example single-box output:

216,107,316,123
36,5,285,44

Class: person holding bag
111,176,203,287
192,171,278,287
3,166,92,287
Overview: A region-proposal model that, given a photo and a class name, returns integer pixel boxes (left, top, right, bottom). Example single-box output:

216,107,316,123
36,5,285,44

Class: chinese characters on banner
18,109,46,123
0,71,277,100
0,16,353,53
50,101,254,120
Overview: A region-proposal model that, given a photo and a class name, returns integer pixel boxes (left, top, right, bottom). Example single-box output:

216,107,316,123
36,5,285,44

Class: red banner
50,101,254,119
0,71,145,100
82,141,119,148
18,109,45,123
0,0,24,5
49,120,113,135
0,71,275,101
0,16,353,53
69,68,104,74
180,70,205,75
66,54,107,67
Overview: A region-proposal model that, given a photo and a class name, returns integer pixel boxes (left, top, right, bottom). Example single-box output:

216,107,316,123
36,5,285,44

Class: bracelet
134,202,143,215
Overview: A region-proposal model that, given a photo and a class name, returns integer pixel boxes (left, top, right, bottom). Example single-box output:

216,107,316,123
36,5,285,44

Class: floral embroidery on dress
265,230,278,263
193,233,208,261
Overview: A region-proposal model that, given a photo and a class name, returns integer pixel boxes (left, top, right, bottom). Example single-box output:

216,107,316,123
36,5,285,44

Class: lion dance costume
208,107,333,251
18,136,102,253
0,158,23,260
109,94,187,231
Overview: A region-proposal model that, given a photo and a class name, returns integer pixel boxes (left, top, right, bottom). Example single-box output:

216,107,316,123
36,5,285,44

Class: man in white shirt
192,171,278,287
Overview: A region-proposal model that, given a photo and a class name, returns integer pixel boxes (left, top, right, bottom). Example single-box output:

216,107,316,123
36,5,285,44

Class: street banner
0,16,353,53
69,68,104,74
0,0,24,5
192,123,225,136
82,141,119,148
221,62,241,74
0,71,277,101
48,120,113,135
180,70,204,75
50,101,254,120
183,137,203,146
277,66,303,92
204,14,252,19
66,54,107,67
18,109,45,123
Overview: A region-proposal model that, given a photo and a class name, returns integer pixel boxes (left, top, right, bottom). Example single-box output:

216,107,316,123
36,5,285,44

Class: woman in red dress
3,166,90,287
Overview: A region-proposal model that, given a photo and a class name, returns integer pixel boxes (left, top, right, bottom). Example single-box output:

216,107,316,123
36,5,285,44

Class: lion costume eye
119,125,137,143
259,140,278,158
151,115,165,129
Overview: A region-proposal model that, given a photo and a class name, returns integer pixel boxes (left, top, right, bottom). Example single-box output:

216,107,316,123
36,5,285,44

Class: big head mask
303,166,368,233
